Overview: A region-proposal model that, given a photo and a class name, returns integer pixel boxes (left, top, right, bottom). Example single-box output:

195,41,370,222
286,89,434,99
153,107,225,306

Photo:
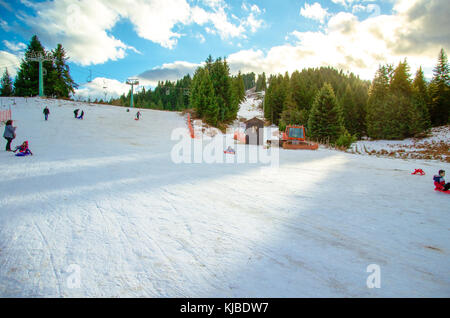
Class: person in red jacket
433,170,450,191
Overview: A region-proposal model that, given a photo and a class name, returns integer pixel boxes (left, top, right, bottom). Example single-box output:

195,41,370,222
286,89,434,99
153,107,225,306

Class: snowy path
0,97,449,297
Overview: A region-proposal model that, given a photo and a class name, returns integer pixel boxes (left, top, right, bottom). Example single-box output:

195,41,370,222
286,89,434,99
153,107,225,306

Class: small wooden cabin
244,117,264,145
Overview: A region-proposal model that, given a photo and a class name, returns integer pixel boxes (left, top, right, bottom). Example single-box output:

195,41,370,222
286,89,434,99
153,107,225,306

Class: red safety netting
0,109,11,122
187,113,195,138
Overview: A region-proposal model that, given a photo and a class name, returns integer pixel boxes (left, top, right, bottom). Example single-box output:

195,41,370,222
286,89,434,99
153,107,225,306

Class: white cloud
17,0,265,66
3,40,27,52
250,4,261,14
73,77,130,101
0,18,10,32
18,0,135,66
0,0,13,12
300,2,330,23
223,0,450,80
192,2,264,39
137,61,202,87
331,0,360,7
196,34,206,44
332,0,377,8
0,50,22,77
126,0,448,87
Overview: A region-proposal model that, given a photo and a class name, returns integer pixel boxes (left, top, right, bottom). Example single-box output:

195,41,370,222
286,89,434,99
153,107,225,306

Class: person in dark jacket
77,110,84,119
74,109,79,118
13,140,33,156
3,120,16,151
434,170,450,191
43,107,50,121
136,111,141,120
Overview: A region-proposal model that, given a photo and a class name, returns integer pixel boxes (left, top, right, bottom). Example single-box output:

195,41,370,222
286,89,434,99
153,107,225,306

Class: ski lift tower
26,51,55,97
126,78,139,108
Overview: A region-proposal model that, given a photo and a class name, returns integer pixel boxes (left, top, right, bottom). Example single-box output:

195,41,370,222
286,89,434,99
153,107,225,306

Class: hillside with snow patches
0,96,449,297
349,126,450,162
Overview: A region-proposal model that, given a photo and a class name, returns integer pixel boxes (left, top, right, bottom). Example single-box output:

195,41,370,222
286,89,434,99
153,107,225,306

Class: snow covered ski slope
0,97,449,297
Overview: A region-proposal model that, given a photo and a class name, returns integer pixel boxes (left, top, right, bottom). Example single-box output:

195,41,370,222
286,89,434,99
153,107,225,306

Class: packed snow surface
0,97,449,297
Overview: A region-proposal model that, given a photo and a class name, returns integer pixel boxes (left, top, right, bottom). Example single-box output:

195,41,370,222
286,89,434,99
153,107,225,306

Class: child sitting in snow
13,141,33,156
433,170,450,192
225,146,235,154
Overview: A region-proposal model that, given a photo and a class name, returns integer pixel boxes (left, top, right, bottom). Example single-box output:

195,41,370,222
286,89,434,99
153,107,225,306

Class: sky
0,0,449,101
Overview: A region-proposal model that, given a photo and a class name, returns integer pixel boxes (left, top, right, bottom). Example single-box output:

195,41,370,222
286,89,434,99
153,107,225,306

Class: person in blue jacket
3,120,16,151
433,170,450,191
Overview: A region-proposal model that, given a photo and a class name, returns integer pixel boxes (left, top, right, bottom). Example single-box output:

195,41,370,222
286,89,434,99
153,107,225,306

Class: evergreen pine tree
367,65,391,139
256,72,267,92
412,67,431,131
308,82,344,143
14,35,47,97
51,44,77,98
429,48,450,125
340,84,357,135
230,71,245,120
190,67,218,125
388,60,417,138
0,68,13,96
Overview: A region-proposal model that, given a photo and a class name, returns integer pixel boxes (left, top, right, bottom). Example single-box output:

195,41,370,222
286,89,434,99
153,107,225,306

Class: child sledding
433,170,450,194
13,141,33,157
224,146,236,154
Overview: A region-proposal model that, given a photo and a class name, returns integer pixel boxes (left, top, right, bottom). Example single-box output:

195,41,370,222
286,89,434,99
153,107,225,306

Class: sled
434,181,450,194
15,152,32,157
411,169,425,176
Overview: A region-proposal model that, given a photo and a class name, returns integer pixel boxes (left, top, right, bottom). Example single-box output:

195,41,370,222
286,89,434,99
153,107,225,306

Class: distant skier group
2,105,89,157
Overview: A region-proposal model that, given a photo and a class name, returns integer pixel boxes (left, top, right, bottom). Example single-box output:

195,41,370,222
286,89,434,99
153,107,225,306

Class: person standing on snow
43,106,50,121
74,109,79,118
434,170,450,192
77,110,84,119
136,111,141,120
3,120,16,152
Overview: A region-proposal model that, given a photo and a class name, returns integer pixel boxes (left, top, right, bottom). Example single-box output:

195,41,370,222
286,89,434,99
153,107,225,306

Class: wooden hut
244,117,264,145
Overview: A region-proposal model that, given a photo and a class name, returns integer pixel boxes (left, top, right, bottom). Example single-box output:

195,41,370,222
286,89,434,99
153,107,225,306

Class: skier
43,106,50,121
13,140,33,156
74,109,79,118
77,110,84,120
3,120,16,152
434,170,450,192
136,111,141,120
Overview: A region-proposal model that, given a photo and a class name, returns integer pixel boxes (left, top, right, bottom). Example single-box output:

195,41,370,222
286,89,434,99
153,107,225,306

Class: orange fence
0,109,11,122
187,113,195,138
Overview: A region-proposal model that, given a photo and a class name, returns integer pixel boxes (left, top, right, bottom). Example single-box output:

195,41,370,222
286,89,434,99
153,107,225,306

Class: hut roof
244,117,264,128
